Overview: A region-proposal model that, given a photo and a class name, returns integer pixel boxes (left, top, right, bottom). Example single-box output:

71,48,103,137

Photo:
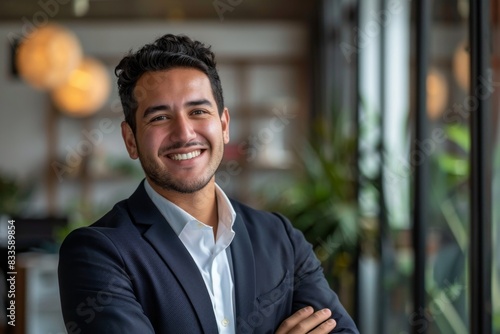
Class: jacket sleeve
58,227,155,334
274,213,360,334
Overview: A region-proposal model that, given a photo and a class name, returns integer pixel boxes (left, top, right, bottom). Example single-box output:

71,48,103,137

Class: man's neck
147,179,219,231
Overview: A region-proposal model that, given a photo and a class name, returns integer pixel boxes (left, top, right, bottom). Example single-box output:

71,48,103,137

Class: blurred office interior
0,0,499,333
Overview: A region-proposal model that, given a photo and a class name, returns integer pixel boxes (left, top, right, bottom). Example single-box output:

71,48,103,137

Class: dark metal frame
469,0,493,332
377,0,390,333
412,0,430,332
353,0,361,327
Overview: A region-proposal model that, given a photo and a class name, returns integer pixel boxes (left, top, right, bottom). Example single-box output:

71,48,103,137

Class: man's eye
151,115,168,122
192,109,206,115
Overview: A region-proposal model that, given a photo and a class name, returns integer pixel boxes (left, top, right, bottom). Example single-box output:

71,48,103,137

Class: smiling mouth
168,150,202,161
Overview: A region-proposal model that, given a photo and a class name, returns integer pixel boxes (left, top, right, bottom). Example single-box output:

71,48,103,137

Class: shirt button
221,319,229,327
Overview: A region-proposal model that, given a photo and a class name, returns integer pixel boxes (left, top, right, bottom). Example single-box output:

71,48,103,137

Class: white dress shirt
144,180,236,333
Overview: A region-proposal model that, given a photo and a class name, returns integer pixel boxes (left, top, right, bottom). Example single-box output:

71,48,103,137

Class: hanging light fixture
51,57,111,117
16,24,82,90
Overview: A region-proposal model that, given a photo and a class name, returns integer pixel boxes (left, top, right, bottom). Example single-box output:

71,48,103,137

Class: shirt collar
144,179,236,237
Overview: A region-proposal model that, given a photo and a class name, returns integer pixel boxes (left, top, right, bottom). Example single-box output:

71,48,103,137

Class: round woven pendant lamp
16,24,82,90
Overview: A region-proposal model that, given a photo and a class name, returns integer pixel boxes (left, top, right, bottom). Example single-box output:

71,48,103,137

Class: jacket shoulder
229,198,292,237
90,199,132,228
230,198,284,222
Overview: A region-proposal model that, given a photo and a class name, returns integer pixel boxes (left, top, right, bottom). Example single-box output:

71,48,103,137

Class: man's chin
148,176,213,194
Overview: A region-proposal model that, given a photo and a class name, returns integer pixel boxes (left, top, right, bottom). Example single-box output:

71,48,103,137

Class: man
58,34,359,334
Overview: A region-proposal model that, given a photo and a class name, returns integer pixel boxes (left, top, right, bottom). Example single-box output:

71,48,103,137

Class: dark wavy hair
115,34,224,133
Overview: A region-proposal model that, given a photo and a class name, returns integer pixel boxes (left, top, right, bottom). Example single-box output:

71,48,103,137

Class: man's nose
170,115,196,143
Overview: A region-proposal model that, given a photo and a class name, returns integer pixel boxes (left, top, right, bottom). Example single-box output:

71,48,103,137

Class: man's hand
275,306,337,334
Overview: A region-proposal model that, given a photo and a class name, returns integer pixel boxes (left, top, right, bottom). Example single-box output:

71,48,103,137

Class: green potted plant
259,114,361,310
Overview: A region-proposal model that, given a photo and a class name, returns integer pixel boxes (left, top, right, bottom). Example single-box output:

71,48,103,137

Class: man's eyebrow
143,105,171,118
185,99,213,108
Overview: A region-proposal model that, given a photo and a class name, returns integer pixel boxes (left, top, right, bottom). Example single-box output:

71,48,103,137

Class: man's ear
221,108,230,144
121,121,139,159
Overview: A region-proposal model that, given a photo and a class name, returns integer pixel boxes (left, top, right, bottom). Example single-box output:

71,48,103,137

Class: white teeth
170,150,201,161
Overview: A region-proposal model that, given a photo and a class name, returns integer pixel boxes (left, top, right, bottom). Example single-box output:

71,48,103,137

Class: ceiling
0,0,317,22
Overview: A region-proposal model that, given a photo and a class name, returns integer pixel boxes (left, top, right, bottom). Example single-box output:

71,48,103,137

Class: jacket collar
230,202,257,325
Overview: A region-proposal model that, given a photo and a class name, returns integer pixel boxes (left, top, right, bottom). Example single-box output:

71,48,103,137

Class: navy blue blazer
58,182,359,333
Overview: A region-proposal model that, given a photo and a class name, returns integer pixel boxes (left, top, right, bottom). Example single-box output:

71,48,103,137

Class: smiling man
58,34,359,334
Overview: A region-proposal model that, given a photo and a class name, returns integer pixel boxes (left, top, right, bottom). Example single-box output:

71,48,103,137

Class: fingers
276,306,314,333
308,316,336,334
275,306,337,334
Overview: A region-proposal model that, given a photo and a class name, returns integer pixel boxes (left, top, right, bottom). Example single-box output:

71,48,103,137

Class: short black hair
115,34,224,133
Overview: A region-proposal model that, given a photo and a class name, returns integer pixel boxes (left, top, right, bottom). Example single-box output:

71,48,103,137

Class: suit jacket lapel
230,210,257,323
126,181,218,333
